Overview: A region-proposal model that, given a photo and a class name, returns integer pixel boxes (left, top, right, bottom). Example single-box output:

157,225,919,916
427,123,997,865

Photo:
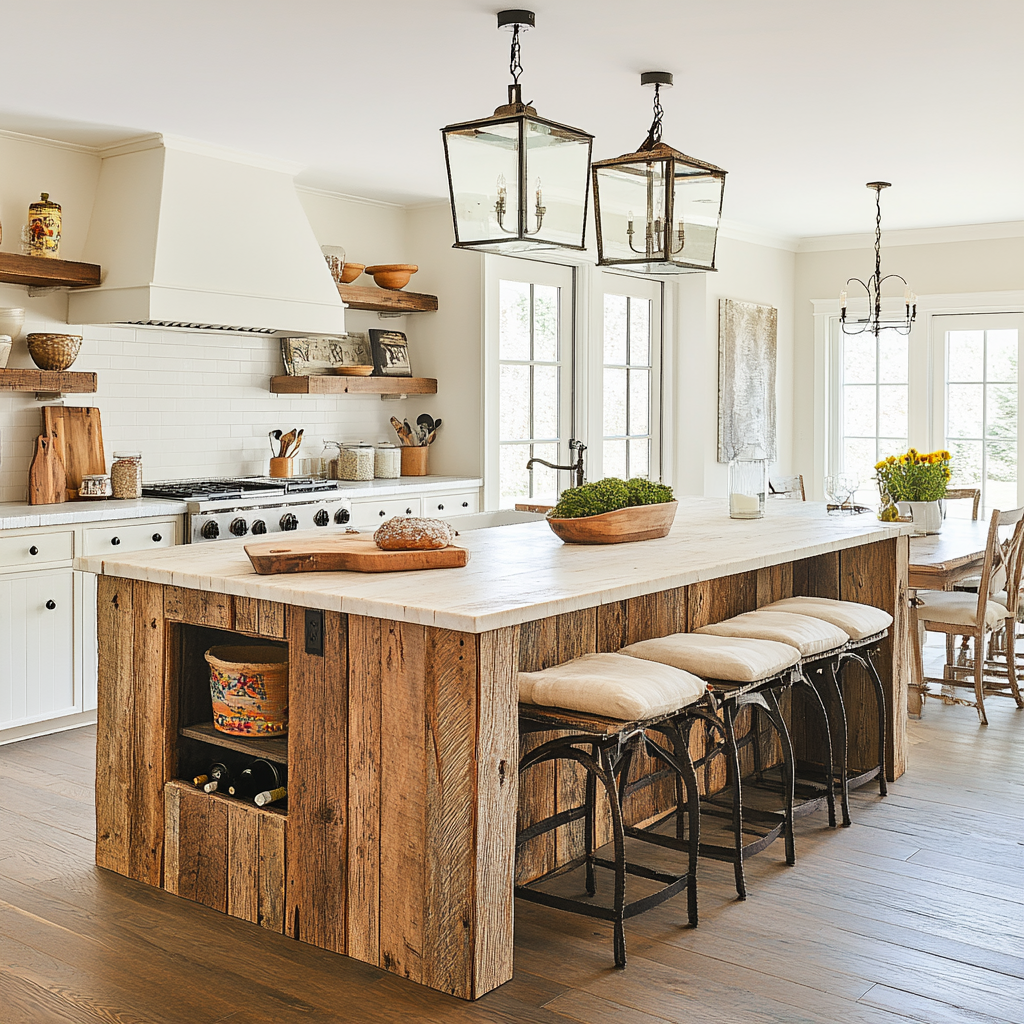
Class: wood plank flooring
0,643,1021,1023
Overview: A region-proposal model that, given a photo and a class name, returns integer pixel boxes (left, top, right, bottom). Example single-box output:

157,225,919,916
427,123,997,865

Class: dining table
907,516,990,715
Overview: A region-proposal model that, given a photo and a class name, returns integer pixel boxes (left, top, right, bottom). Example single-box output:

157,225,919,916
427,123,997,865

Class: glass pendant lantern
441,10,593,254
593,72,727,274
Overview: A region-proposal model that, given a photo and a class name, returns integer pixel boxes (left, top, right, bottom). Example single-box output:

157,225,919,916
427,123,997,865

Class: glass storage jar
374,443,401,479
728,444,767,520
110,451,143,499
336,444,374,481
79,474,112,498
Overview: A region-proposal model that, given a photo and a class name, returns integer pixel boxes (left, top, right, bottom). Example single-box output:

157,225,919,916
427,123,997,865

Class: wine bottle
192,773,209,789
254,786,287,807
228,758,281,801
202,762,233,794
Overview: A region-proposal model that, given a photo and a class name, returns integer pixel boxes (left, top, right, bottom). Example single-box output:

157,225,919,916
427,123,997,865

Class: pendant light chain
641,83,664,150
509,23,524,84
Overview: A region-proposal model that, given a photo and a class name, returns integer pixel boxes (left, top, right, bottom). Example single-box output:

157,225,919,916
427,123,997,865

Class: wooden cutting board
42,406,105,501
28,433,67,505
245,533,469,574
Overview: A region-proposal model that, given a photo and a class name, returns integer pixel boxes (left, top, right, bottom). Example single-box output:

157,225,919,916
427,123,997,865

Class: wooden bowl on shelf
365,264,418,290
26,333,83,371
329,364,375,376
546,501,678,544
339,262,365,284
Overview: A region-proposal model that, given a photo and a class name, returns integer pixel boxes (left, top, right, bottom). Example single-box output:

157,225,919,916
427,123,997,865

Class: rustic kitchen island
80,498,912,1000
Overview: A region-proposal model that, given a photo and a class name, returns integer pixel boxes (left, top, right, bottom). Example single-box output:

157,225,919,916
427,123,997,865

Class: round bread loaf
374,516,454,551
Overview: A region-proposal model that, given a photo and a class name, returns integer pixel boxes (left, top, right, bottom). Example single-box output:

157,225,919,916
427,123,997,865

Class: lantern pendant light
592,72,727,274
441,9,594,254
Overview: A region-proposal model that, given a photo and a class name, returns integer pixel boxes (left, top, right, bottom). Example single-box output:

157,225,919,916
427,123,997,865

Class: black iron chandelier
591,72,727,274
440,10,593,254
840,182,916,338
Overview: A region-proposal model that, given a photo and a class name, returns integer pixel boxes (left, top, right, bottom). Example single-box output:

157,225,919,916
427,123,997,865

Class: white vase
898,500,943,535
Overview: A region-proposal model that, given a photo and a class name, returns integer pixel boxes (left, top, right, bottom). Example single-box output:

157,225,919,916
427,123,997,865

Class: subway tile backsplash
0,322,401,503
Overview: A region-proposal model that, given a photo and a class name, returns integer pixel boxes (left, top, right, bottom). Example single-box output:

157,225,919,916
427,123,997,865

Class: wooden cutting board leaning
28,433,67,505
244,533,469,574
42,406,105,501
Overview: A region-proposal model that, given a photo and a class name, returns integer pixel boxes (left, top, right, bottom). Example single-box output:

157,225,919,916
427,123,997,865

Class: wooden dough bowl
245,532,468,573
546,501,678,544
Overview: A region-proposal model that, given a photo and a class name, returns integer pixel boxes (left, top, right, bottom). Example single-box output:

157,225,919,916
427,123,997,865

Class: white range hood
68,134,346,335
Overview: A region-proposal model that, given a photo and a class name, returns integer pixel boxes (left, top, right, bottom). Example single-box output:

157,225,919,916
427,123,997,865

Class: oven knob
334,508,350,525
201,521,220,540
251,520,267,535
280,513,299,531
313,509,330,527
230,518,249,537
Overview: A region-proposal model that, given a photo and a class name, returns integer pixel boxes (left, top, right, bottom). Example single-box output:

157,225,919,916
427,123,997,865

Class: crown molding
294,184,406,210
798,220,1024,253
0,128,100,156
717,218,799,252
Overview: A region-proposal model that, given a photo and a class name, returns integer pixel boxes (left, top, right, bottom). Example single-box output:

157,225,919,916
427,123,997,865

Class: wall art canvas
718,298,778,463
369,329,413,377
280,333,371,375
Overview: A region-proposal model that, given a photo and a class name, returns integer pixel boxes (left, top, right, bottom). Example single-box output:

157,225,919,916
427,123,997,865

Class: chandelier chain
509,23,523,84
641,83,664,150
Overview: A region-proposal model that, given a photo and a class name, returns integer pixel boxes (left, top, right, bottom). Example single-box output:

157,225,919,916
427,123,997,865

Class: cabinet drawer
351,497,421,529
424,491,479,517
83,519,178,556
0,530,74,569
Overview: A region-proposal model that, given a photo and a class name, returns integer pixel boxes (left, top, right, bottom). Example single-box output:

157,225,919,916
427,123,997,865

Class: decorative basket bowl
365,264,418,290
206,645,289,736
546,501,678,544
339,262,365,284
27,333,83,371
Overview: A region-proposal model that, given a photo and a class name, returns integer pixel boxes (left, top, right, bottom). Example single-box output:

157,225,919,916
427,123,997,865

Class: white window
932,313,1024,513
484,258,575,509
595,274,662,481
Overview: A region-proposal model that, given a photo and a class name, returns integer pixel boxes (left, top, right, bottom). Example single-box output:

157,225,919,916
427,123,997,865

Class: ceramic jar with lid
27,193,61,258
110,451,143,499
336,444,374,481
374,443,401,479
79,474,112,498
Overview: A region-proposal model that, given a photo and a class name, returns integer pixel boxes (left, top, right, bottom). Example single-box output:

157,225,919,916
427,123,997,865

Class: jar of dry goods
374,443,401,479
337,444,374,481
110,451,143,499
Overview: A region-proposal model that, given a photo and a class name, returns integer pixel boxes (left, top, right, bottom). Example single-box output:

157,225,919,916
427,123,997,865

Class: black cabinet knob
438,503,444,510
152,533,162,543
462,502,469,507
379,510,386,517
45,600,56,610
29,546,39,556
111,536,121,546
406,507,413,515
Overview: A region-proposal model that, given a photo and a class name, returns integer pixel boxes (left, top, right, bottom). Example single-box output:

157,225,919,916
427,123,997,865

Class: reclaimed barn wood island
80,499,912,1001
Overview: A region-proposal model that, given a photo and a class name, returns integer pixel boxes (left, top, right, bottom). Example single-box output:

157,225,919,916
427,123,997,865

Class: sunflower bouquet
875,448,952,522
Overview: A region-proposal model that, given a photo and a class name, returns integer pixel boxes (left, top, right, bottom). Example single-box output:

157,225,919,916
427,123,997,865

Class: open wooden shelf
0,368,97,393
180,721,288,764
337,282,438,314
270,374,437,396
0,252,101,289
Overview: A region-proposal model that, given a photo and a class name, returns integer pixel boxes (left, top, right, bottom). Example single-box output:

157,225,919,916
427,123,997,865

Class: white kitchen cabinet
0,567,76,730
351,496,421,529
425,490,479,518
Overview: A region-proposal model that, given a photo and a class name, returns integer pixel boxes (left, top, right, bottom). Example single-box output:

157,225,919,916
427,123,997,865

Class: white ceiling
1,0,1021,239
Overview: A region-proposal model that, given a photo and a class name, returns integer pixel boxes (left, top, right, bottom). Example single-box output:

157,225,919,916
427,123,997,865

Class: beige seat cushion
620,632,800,683
917,590,1011,630
764,596,892,641
696,610,849,659
518,652,707,721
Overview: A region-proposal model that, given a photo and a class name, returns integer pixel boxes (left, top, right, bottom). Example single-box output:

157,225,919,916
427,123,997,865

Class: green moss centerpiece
546,477,677,544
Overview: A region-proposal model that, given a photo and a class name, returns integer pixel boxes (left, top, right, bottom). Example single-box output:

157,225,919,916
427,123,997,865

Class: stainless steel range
142,478,352,543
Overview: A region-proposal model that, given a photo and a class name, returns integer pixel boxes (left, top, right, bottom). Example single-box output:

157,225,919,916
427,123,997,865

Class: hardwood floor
1,654,1021,1023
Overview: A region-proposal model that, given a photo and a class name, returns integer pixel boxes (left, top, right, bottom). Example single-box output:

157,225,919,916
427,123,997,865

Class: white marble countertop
0,497,189,531
77,498,913,634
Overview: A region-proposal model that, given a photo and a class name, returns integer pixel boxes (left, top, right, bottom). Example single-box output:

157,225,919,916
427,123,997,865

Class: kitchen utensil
389,416,410,445
28,433,67,505
403,419,414,442
288,429,304,458
269,429,282,454
277,429,297,459
269,457,294,478
42,406,105,502
364,264,418,290
27,333,83,371
0,307,25,340
400,445,429,476
339,262,365,284
425,428,438,446
245,532,467,574
416,413,435,435
321,245,346,285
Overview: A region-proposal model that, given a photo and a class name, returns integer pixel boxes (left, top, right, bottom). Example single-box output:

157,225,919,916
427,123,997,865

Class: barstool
619,632,803,900
764,596,892,807
516,652,708,968
694,610,852,823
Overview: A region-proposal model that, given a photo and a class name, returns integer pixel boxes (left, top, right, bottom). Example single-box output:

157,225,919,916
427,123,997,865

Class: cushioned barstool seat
619,633,802,899
516,652,708,968
695,610,850,656
764,596,892,640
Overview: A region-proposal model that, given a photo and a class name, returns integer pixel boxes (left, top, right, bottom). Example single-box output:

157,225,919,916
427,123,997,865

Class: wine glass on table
824,475,849,513
838,473,860,511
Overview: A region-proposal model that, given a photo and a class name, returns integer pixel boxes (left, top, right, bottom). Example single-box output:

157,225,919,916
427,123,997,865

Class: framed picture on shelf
369,329,413,377
280,333,372,375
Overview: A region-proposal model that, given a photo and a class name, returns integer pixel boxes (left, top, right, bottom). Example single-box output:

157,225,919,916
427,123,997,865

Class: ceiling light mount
840,182,916,339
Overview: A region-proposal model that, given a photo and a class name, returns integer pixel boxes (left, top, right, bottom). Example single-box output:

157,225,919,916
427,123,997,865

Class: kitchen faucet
526,438,587,488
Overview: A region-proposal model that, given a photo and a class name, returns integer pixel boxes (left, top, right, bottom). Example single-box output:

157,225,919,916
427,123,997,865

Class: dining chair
910,506,1024,723
943,487,982,520
768,475,806,501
